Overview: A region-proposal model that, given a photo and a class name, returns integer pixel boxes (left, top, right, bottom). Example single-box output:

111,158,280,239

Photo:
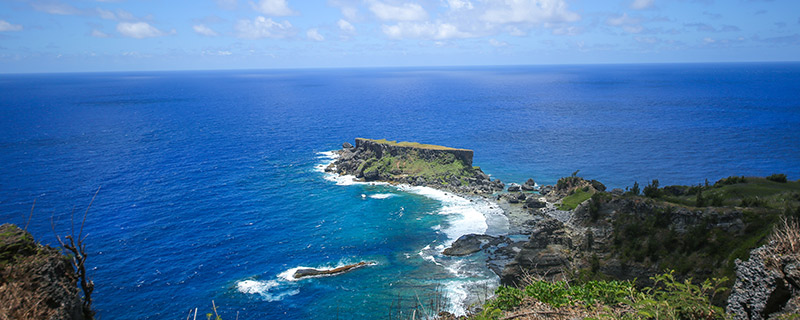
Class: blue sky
0,0,799,72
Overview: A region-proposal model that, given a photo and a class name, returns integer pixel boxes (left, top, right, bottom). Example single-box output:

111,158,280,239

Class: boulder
507,183,521,192
342,142,354,149
524,178,536,187
525,196,546,209
442,234,510,256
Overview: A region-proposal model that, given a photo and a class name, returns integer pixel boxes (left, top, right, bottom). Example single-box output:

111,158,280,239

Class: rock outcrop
727,224,800,320
0,224,85,320
294,261,372,279
327,138,504,194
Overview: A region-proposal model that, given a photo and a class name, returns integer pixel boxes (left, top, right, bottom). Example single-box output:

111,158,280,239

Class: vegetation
361,138,470,151
767,173,788,183
358,150,475,185
474,271,727,320
559,188,595,210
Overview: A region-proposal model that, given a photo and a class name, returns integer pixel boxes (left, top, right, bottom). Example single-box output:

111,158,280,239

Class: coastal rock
294,262,370,279
342,142,353,149
0,224,85,320
727,246,799,319
524,196,546,209
442,234,511,256
501,218,573,286
508,183,521,192
522,179,536,191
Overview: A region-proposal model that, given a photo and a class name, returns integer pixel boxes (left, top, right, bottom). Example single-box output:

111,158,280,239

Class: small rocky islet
326,138,800,319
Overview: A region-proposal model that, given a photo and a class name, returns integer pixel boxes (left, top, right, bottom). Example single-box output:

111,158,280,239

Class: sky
0,0,799,73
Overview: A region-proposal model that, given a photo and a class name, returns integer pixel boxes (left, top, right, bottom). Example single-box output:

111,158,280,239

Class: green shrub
767,173,788,183
643,180,661,198
487,286,524,311
629,182,640,196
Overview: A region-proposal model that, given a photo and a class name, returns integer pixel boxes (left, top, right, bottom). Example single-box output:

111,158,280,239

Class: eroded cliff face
327,139,504,194
0,224,84,320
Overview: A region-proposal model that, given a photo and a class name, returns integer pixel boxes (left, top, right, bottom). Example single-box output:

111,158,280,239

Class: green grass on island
558,188,595,210
360,138,471,151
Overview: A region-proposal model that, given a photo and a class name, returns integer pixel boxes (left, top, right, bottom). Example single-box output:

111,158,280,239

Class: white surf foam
368,193,395,199
235,279,299,302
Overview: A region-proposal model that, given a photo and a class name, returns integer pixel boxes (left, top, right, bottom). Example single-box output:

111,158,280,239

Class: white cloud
251,0,295,16
0,20,23,32
337,19,355,32
631,0,654,10
91,29,109,37
489,38,507,46
235,16,294,39
382,21,473,40
480,0,579,24
31,2,81,15
369,1,428,21
96,8,117,20
607,13,643,33
444,0,473,10
203,50,233,56
117,22,168,38
193,24,219,36
307,28,324,41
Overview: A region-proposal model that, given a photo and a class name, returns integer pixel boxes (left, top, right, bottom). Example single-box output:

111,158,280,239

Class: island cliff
327,138,505,194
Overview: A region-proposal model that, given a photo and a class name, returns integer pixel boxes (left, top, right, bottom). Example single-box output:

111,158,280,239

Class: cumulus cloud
0,20,23,32
369,1,428,21
631,0,654,10
251,0,295,16
117,22,169,38
193,24,219,36
235,16,294,38
382,21,473,40
480,0,579,24
307,28,324,41
338,19,355,32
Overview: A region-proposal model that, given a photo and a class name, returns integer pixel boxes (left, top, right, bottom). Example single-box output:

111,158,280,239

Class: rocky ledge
1,223,85,320
326,138,504,194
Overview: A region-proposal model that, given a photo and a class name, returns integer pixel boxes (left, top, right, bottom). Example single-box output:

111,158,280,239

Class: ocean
1,63,799,319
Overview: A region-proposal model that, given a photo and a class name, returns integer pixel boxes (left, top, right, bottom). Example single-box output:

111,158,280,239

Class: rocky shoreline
326,139,800,318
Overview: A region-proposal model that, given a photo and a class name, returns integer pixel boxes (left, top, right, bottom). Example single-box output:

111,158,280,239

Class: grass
359,138,471,151
359,150,474,184
475,271,728,320
558,188,595,210
660,177,800,209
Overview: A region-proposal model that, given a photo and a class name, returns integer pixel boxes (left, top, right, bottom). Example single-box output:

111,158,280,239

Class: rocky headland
327,139,800,318
0,223,86,320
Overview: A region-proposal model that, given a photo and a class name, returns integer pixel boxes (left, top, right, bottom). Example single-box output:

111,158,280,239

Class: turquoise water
1,63,799,319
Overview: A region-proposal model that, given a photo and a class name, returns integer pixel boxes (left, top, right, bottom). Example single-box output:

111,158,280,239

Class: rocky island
326,138,505,194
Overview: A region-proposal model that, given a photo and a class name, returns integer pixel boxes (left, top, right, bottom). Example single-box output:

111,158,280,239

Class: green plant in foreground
479,271,728,320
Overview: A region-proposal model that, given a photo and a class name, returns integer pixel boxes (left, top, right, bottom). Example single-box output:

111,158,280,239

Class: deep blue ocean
1,63,799,319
